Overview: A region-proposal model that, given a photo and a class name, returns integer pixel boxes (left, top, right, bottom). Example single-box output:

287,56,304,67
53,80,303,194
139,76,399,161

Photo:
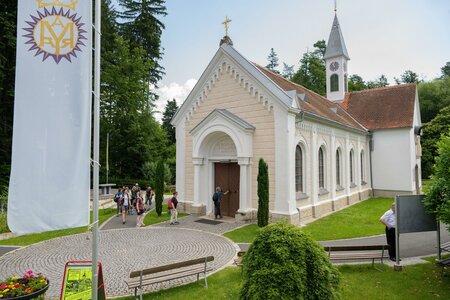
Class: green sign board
60,261,105,300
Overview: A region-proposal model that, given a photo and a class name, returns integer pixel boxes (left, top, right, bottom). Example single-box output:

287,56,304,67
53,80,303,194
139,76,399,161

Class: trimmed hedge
240,223,341,300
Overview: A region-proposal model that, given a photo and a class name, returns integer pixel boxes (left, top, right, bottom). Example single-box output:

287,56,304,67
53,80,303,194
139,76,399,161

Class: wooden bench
125,256,214,300
440,242,450,253
437,257,450,275
233,251,246,267
324,245,390,270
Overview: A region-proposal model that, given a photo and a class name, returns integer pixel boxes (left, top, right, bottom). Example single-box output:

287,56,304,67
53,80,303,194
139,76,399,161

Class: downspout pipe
369,131,374,195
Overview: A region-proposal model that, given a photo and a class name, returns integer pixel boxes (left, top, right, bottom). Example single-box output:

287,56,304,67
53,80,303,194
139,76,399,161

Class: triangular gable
171,44,294,126
190,109,255,135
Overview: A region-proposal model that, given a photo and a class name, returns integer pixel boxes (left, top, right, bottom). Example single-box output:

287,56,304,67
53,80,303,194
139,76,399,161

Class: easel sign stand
60,261,106,300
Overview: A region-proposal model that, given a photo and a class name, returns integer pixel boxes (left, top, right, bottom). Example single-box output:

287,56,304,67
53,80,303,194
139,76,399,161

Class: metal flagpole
106,132,109,184
92,0,101,298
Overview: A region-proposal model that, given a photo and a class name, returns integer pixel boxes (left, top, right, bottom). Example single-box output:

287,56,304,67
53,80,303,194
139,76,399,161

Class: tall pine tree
118,0,167,84
266,48,279,73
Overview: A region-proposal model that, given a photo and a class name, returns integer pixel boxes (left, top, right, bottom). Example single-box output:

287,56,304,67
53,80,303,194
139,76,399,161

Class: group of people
114,183,154,227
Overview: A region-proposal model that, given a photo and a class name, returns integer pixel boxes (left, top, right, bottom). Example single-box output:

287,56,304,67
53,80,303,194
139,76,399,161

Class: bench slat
130,256,214,278
324,245,389,252
127,266,208,285
126,267,212,288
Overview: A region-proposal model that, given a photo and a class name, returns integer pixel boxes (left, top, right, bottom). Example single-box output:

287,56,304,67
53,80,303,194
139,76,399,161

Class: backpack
212,192,219,202
114,193,119,203
168,198,174,209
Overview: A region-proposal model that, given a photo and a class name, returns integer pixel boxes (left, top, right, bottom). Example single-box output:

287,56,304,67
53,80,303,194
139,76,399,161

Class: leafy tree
162,99,178,144
423,130,450,229
282,63,295,80
441,62,450,78
240,223,340,300
418,76,450,123
266,48,279,73
118,0,167,84
257,158,269,227
395,70,420,84
348,74,366,92
141,161,172,184
366,74,389,89
155,159,165,216
420,106,450,178
100,34,167,179
0,0,17,189
291,40,326,96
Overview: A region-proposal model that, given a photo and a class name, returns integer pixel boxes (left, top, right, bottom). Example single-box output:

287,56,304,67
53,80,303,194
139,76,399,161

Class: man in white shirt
380,203,398,261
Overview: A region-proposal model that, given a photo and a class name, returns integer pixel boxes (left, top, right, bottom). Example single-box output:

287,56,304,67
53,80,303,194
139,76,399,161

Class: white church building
171,14,422,225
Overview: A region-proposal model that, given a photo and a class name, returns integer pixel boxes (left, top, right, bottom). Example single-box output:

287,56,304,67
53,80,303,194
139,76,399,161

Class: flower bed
0,270,48,299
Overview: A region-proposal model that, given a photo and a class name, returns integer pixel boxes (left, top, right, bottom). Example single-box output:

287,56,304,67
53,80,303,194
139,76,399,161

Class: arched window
350,150,354,185
295,145,303,193
319,147,325,189
360,150,365,183
336,149,341,186
330,74,339,92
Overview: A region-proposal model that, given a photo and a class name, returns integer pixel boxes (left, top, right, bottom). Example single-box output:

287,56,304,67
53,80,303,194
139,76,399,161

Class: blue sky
111,0,450,112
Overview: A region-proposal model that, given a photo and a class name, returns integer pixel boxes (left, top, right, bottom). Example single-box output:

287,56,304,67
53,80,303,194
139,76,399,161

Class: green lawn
224,224,260,243
116,260,450,300
0,208,116,246
303,197,393,240
224,197,393,243
143,204,189,226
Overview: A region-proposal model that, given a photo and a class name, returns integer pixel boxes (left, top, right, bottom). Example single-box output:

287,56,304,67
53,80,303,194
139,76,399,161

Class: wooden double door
214,162,240,217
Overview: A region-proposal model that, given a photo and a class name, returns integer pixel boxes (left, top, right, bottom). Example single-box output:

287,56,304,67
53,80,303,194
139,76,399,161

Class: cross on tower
222,16,232,36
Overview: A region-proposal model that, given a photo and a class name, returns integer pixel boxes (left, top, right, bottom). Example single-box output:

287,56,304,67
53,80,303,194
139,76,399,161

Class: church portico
189,109,255,219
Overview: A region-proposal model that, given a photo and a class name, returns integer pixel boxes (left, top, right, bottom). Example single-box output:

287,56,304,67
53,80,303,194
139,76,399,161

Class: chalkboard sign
396,195,437,234
60,261,105,300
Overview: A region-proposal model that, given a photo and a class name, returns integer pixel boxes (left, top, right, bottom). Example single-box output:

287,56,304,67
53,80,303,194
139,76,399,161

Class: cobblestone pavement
0,227,237,299
152,214,246,235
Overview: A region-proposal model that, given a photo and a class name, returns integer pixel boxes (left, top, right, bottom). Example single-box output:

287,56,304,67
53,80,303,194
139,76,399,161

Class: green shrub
141,161,172,185
257,158,269,227
240,223,341,300
155,160,165,216
424,130,450,228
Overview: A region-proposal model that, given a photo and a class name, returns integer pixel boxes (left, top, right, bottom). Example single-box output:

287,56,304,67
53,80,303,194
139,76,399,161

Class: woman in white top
122,187,130,224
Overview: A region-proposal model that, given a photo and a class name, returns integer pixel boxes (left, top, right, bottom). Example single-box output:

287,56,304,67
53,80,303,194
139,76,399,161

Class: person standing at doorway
380,203,399,261
212,187,230,219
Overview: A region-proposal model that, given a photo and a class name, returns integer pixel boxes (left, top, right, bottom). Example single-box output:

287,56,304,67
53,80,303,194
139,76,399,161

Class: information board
60,261,105,300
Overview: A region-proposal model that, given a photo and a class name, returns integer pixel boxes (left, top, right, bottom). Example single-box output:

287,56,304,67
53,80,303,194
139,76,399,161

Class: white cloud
152,78,197,122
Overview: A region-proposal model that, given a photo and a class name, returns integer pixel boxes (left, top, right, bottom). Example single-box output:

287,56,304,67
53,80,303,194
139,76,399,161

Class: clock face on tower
329,61,339,71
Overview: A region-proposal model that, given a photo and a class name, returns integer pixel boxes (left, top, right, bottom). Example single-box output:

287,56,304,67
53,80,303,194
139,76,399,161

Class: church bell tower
324,13,350,102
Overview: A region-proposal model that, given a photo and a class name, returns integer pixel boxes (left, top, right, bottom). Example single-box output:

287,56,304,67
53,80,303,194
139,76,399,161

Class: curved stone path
0,227,237,299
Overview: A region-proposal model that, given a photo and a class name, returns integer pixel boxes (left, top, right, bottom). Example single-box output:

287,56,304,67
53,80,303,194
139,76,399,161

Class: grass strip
224,197,394,243
0,208,116,246
115,259,450,300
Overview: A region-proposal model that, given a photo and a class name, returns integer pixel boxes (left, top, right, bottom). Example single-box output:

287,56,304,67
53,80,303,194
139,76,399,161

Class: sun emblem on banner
23,1,86,64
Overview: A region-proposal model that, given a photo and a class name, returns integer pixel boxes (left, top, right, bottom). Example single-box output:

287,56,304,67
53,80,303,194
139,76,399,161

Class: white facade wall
372,128,414,192
294,118,371,221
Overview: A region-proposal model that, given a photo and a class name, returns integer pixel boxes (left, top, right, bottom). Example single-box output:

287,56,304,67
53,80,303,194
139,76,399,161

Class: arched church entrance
215,162,240,217
190,109,254,220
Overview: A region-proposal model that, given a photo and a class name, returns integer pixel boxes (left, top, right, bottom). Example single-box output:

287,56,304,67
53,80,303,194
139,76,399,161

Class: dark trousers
214,201,221,218
385,227,396,258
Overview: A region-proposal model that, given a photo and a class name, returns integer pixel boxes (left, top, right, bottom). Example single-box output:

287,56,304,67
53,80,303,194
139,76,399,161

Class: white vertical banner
8,0,92,234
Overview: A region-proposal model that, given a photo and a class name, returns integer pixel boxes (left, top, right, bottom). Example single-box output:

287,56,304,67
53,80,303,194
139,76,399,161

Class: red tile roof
340,84,417,130
254,64,366,131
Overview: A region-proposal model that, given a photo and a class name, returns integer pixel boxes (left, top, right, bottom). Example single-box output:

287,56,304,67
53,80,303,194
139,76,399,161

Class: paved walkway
0,227,238,299
0,207,449,299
